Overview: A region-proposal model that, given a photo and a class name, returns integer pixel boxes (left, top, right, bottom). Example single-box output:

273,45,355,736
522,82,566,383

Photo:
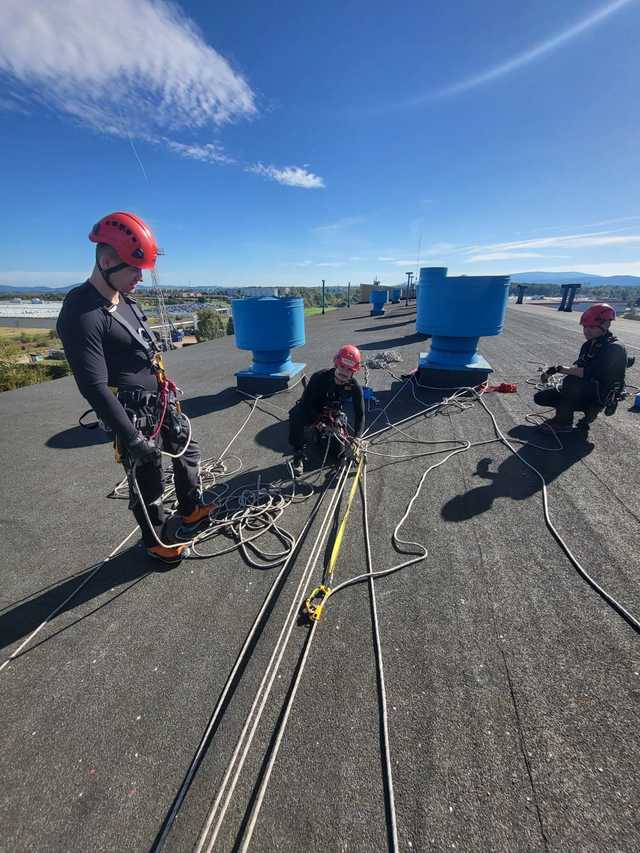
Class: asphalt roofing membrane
1,301,639,852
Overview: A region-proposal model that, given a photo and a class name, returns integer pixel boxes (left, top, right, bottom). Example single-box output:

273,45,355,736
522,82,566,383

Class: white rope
362,462,398,852
150,475,337,852
0,527,140,673
195,466,351,853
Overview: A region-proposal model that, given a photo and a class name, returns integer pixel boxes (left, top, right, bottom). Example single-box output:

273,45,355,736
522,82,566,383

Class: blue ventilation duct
370,289,387,316
416,267,509,387
232,297,305,393
390,288,401,304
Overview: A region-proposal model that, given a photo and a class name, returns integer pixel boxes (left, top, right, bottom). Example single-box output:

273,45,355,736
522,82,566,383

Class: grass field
304,306,338,317
0,326,56,338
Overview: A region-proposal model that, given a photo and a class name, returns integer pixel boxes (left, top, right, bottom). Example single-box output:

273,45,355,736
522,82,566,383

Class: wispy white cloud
0,94,30,115
0,0,256,135
0,1,325,188
468,251,547,262
407,0,635,102
247,163,325,189
423,242,458,256
313,216,363,233
165,140,234,165
317,262,344,268
534,215,640,233
466,231,640,253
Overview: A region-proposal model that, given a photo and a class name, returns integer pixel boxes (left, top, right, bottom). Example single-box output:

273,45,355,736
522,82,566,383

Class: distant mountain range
510,272,640,287
1,272,640,294
0,284,74,294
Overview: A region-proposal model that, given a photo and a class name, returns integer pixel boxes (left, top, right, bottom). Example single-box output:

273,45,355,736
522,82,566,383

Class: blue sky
1,0,639,287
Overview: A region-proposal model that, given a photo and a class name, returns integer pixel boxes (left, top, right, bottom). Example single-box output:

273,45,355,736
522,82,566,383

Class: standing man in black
57,211,215,564
534,303,629,433
289,344,365,476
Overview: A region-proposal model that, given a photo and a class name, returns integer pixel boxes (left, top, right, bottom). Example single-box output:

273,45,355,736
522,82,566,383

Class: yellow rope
327,455,364,582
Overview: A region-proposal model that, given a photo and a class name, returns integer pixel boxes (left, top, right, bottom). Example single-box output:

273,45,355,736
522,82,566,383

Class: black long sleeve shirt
56,281,158,443
300,368,365,436
573,333,627,396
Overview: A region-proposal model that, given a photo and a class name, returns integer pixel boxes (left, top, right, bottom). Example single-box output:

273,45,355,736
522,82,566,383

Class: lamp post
322,279,325,315
347,280,351,308
405,271,413,307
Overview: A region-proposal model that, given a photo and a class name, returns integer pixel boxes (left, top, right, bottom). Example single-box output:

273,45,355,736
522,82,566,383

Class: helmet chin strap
97,259,129,292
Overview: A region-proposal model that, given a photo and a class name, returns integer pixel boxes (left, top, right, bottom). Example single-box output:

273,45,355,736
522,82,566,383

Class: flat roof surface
1,301,639,852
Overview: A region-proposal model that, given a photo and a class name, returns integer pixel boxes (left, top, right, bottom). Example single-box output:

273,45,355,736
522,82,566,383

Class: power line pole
405,271,413,307
347,280,351,308
322,279,325,315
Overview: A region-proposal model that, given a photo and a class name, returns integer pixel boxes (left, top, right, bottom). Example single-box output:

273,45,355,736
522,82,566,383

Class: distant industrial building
0,302,64,329
239,286,281,298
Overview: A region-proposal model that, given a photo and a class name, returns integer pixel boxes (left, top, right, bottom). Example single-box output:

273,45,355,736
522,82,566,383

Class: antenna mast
150,267,172,351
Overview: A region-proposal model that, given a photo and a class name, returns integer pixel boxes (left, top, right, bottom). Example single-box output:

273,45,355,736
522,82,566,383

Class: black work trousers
121,403,203,547
533,376,602,426
288,403,314,452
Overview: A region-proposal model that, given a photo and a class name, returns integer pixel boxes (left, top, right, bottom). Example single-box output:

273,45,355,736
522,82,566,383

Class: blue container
417,267,510,385
634,392,640,410
390,288,401,304
370,289,388,316
171,328,184,343
232,297,305,390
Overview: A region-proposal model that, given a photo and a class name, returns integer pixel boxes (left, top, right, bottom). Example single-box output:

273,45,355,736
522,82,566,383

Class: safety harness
96,297,181,464
575,334,633,413
106,298,179,435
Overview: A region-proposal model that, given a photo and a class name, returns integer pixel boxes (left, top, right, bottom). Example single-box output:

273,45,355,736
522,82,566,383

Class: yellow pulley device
303,584,332,622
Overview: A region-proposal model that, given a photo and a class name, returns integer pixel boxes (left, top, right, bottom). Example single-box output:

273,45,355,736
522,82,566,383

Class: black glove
540,365,561,383
125,433,160,464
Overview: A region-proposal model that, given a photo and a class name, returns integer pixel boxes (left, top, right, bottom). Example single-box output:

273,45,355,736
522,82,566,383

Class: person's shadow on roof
0,549,151,656
441,424,595,522
358,332,428,351
353,319,415,333
46,425,112,449
46,387,243,449
180,386,243,418
363,379,438,431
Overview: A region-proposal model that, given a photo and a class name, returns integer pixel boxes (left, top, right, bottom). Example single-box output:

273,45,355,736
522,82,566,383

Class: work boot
146,543,190,565
291,453,305,478
576,411,598,431
180,494,218,529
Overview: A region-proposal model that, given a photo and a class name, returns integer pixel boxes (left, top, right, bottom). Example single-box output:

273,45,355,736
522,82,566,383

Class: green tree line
0,329,70,392
195,309,234,341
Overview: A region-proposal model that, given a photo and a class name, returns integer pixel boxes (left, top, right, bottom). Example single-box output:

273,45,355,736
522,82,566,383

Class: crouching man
534,303,628,433
289,344,365,476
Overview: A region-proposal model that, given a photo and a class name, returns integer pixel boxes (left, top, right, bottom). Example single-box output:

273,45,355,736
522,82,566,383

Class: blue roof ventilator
416,267,510,387
390,287,401,304
232,296,306,394
370,289,387,317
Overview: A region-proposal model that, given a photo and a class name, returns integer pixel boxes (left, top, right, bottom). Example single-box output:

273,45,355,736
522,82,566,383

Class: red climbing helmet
335,344,362,372
580,303,616,328
89,211,158,269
